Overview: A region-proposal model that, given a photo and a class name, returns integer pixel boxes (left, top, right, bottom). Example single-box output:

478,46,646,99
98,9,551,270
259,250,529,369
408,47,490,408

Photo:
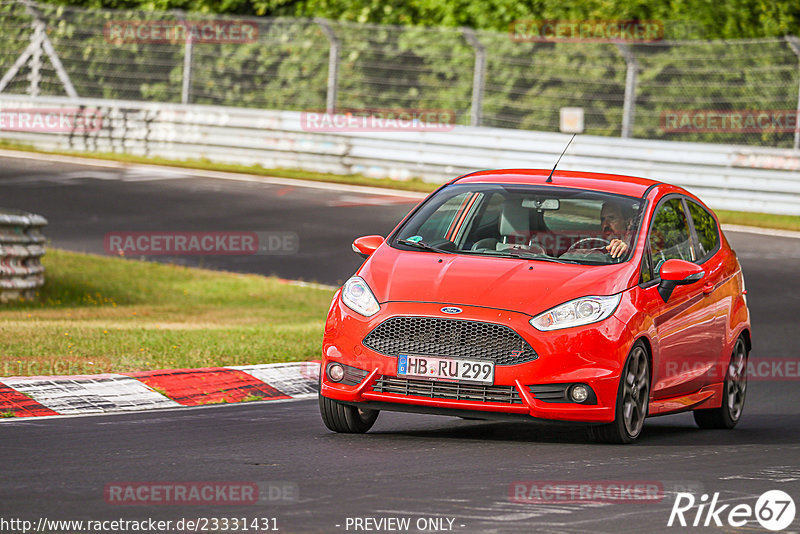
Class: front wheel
693,336,747,429
319,394,379,433
590,341,650,444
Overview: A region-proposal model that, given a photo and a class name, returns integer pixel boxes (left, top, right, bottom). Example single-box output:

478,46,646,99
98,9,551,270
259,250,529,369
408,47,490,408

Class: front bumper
321,298,631,423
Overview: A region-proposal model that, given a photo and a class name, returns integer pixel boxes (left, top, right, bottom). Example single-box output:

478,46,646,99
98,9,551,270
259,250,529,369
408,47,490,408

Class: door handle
702,282,715,295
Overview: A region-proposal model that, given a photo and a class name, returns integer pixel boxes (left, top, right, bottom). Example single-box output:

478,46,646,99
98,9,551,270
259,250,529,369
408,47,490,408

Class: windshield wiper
481,249,579,264
397,239,456,254
397,240,578,263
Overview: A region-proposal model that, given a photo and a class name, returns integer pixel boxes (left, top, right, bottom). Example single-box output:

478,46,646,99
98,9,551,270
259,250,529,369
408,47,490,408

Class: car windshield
393,183,645,264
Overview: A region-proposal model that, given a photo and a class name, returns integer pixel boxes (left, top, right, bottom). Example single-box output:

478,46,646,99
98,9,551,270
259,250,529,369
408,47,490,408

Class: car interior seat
495,198,530,251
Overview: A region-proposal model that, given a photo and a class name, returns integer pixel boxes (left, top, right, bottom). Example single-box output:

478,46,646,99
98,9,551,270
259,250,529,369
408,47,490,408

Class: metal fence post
316,18,339,114
617,44,638,138
785,36,800,150
462,28,486,127
0,0,78,98
22,0,78,98
176,10,193,104
181,21,193,104
27,12,43,96
0,37,33,93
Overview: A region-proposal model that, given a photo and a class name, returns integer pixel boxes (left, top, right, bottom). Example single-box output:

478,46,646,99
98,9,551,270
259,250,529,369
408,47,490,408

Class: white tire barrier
0,209,46,302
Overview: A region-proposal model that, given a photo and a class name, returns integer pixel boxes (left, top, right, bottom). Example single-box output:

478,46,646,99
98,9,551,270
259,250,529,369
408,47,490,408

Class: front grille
363,316,538,365
373,376,523,404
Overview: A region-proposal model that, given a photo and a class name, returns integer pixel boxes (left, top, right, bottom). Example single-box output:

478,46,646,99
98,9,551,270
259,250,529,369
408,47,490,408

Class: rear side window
686,200,719,261
648,198,694,274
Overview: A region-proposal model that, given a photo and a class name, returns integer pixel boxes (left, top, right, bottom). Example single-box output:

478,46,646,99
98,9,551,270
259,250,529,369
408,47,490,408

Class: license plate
397,355,494,384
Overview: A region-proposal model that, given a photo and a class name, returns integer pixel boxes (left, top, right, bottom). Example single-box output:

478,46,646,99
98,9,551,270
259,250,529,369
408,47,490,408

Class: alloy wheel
622,345,649,438
726,338,747,422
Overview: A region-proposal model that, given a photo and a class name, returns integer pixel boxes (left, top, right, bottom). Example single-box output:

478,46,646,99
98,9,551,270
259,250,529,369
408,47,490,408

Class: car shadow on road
364,419,603,444
635,415,800,446
355,412,800,446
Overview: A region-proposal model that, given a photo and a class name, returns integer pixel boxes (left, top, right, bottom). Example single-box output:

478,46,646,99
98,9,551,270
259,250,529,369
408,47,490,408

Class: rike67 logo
668,490,796,531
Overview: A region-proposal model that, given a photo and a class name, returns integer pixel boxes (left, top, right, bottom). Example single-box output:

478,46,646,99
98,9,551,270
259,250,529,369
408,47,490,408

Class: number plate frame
397,354,495,385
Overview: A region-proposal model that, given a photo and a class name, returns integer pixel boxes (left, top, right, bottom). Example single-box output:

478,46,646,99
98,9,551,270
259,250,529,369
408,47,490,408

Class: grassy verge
714,210,800,232
1,140,799,231
0,249,335,376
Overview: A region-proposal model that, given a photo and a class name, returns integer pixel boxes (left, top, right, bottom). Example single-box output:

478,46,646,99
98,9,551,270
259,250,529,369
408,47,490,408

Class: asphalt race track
1,152,800,533
0,153,421,286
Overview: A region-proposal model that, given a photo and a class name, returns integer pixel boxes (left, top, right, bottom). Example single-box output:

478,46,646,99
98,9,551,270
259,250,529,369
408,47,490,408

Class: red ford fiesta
319,169,751,443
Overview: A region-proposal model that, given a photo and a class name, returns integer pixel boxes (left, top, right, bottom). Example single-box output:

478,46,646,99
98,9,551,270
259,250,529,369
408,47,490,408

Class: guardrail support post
617,44,638,138
462,28,486,127
316,19,339,114
785,36,800,150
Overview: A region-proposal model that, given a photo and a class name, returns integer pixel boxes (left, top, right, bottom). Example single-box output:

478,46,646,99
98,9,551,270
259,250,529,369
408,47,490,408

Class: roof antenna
546,133,576,183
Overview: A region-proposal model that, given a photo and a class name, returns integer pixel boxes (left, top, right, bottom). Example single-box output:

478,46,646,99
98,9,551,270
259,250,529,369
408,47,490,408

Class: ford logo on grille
440,307,462,314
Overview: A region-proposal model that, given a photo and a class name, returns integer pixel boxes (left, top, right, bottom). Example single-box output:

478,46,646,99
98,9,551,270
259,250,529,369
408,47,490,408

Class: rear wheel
693,336,747,429
590,341,650,444
319,394,379,433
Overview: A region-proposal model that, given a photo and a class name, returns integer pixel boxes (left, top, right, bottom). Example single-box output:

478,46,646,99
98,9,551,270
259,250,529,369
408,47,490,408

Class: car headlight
341,276,380,317
530,294,621,331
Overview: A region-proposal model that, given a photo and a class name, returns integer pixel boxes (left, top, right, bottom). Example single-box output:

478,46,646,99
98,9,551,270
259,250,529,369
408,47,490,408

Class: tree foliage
2,0,798,148
42,0,800,39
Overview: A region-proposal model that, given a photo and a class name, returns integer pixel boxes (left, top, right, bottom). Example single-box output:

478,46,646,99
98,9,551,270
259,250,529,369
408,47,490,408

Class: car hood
359,246,638,317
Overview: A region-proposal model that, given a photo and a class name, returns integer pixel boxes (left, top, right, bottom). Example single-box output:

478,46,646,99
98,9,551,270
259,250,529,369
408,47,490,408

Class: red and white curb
0,361,320,418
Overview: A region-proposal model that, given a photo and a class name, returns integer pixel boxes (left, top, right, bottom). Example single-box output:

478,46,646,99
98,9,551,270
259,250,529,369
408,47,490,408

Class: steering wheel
565,237,611,254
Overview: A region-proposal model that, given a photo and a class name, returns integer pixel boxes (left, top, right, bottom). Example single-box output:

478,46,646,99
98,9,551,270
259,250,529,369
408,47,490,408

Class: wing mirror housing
658,259,705,302
352,235,384,259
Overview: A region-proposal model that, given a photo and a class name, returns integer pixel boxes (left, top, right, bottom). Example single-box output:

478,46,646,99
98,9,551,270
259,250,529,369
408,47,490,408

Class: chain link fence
1,0,800,148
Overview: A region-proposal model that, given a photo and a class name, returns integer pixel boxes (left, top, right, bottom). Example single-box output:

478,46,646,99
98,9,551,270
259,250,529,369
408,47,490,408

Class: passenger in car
601,200,635,258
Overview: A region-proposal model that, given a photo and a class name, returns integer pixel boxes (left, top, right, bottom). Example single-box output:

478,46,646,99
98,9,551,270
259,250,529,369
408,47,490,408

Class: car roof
452,169,662,198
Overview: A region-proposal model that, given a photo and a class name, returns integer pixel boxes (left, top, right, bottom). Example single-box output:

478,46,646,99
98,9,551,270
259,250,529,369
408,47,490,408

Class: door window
686,200,720,261
648,198,694,275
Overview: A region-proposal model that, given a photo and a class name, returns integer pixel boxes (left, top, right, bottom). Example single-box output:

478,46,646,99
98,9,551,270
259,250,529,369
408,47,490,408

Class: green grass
714,210,800,232
0,249,335,376
1,140,799,231
241,394,267,402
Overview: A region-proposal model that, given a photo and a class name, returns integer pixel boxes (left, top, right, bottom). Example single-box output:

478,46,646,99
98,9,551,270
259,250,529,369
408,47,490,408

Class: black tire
589,341,650,444
319,394,379,433
693,336,747,429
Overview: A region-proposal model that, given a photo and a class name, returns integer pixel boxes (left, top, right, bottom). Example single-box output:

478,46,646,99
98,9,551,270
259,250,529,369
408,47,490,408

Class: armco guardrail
0,208,46,302
0,94,799,215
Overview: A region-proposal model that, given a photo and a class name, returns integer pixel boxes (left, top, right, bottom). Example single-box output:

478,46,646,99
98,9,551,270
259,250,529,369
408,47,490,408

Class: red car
319,169,751,443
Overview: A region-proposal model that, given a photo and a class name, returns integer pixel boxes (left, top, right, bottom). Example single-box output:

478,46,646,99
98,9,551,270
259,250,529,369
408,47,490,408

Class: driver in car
601,200,634,259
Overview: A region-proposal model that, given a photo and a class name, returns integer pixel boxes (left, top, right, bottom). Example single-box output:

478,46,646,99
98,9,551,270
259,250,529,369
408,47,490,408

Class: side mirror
657,259,705,302
352,235,384,259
